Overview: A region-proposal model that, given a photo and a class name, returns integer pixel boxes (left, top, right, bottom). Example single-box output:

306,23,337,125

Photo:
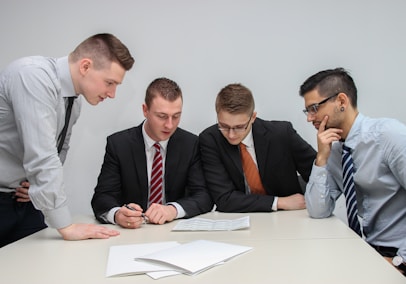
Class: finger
128,203,143,211
20,181,30,188
318,115,328,133
94,229,120,239
16,198,30,203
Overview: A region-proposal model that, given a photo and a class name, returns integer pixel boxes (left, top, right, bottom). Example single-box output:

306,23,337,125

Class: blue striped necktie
341,144,362,236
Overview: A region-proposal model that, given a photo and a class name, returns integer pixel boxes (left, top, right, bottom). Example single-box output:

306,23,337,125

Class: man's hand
58,223,120,240
145,203,177,225
15,181,31,202
277,193,306,210
315,115,343,166
114,203,145,229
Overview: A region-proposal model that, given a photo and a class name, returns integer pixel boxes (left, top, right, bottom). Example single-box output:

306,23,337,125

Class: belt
370,244,398,257
0,191,15,198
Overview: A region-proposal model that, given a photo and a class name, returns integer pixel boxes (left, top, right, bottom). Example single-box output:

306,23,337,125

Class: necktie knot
342,144,352,154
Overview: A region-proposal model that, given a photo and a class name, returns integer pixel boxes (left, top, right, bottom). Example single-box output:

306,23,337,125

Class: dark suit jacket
199,118,316,212
92,122,213,223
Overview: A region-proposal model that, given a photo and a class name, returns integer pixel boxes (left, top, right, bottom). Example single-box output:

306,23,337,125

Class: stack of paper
172,216,250,231
106,240,252,279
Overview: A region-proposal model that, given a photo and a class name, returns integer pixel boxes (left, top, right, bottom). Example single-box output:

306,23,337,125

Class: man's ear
251,111,257,122
79,58,92,75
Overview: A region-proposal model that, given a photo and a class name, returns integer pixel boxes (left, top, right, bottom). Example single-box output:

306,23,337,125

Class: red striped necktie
149,142,163,205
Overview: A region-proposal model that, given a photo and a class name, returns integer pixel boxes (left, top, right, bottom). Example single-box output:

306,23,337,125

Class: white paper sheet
105,241,180,277
172,216,250,231
135,240,252,275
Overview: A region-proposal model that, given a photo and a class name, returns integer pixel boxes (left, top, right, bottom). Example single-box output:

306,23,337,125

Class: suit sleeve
91,136,123,223
172,138,214,217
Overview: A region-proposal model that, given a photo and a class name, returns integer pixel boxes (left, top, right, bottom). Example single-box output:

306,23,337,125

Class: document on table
172,216,250,231
106,240,252,278
106,241,180,277
135,240,252,276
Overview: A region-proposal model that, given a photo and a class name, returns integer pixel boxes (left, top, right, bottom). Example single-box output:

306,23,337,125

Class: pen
124,204,148,223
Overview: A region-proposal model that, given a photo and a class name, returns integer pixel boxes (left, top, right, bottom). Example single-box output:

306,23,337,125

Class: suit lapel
165,130,181,196
252,119,271,176
130,124,149,206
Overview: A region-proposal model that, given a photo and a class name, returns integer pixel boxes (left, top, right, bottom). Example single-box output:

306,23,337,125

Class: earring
340,107,345,112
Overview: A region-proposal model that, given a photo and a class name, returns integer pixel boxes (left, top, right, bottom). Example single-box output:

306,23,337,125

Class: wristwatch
392,255,406,271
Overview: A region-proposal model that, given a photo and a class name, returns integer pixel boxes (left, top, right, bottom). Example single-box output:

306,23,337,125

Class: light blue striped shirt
0,56,81,229
306,113,406,260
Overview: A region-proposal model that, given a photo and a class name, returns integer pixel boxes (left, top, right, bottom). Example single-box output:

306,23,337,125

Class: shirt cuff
167,202,185,218
272,197,278,211
309,163,328,183
104,207,120,224
43,205,72,229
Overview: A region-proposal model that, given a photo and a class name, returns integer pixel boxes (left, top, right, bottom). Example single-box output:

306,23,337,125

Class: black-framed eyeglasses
218,114,252,133
303,93,339,116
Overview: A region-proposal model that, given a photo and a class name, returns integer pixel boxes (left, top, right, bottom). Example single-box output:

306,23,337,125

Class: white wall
1,0,405,222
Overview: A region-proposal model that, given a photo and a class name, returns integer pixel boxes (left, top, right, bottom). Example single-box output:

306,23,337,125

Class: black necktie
57,97,75,153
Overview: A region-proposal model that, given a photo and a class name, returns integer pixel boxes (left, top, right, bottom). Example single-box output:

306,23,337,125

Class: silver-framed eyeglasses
218,114,252,133
303,93,339,116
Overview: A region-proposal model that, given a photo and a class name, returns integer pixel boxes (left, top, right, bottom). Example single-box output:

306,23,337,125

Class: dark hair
215,83,254,115
70,33,134,70
299,68,357,108
145,78,182,108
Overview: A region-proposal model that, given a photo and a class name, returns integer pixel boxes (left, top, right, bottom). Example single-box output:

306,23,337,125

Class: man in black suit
91,78,213,228
199,83,316,212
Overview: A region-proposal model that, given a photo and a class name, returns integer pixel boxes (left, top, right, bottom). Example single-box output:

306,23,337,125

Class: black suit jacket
199,118,316,212
92,122,213,223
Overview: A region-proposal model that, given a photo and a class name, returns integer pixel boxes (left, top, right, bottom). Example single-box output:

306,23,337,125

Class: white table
0,210,404,283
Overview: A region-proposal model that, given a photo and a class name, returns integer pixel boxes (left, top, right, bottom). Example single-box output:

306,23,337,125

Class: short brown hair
145,78,182,108
69,33,134,70
215,83,254,115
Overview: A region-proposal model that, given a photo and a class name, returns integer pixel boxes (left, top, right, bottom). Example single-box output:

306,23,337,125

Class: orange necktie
239,143,266,195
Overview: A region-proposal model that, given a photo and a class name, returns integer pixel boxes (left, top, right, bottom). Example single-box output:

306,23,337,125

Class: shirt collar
343,113,364,149
56,56,77,99
142,120,169,151
241,128,254,148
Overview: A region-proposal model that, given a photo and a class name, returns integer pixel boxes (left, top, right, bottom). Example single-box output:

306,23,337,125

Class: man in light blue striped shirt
300,68,406,276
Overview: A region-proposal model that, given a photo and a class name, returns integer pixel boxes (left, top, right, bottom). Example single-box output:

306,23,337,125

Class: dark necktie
149,142,163,205
57,97,75,153
342,144,362,236
239,143,266,195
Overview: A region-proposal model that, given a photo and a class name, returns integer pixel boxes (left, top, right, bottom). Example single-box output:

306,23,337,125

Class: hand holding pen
124,204,149,224
115,203,147,229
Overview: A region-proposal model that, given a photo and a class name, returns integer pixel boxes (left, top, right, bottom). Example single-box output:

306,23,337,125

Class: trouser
0,192,47,247
371,244,406,276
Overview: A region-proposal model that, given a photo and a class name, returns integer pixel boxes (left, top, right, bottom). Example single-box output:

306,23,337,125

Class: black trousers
371,244,406,276
0,192,47,247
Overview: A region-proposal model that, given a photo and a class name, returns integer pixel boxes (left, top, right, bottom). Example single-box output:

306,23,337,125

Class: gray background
1,0,405,222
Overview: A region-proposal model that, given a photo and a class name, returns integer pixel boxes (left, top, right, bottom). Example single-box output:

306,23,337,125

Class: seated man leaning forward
91,77,213,228
199,83,316,213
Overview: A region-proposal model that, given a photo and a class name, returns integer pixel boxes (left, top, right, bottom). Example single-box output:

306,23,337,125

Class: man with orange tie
91,78,213,228
199,83,316,212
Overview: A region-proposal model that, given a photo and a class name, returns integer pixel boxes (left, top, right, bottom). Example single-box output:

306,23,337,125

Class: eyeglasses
303,93,339,116
218,115,252,133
